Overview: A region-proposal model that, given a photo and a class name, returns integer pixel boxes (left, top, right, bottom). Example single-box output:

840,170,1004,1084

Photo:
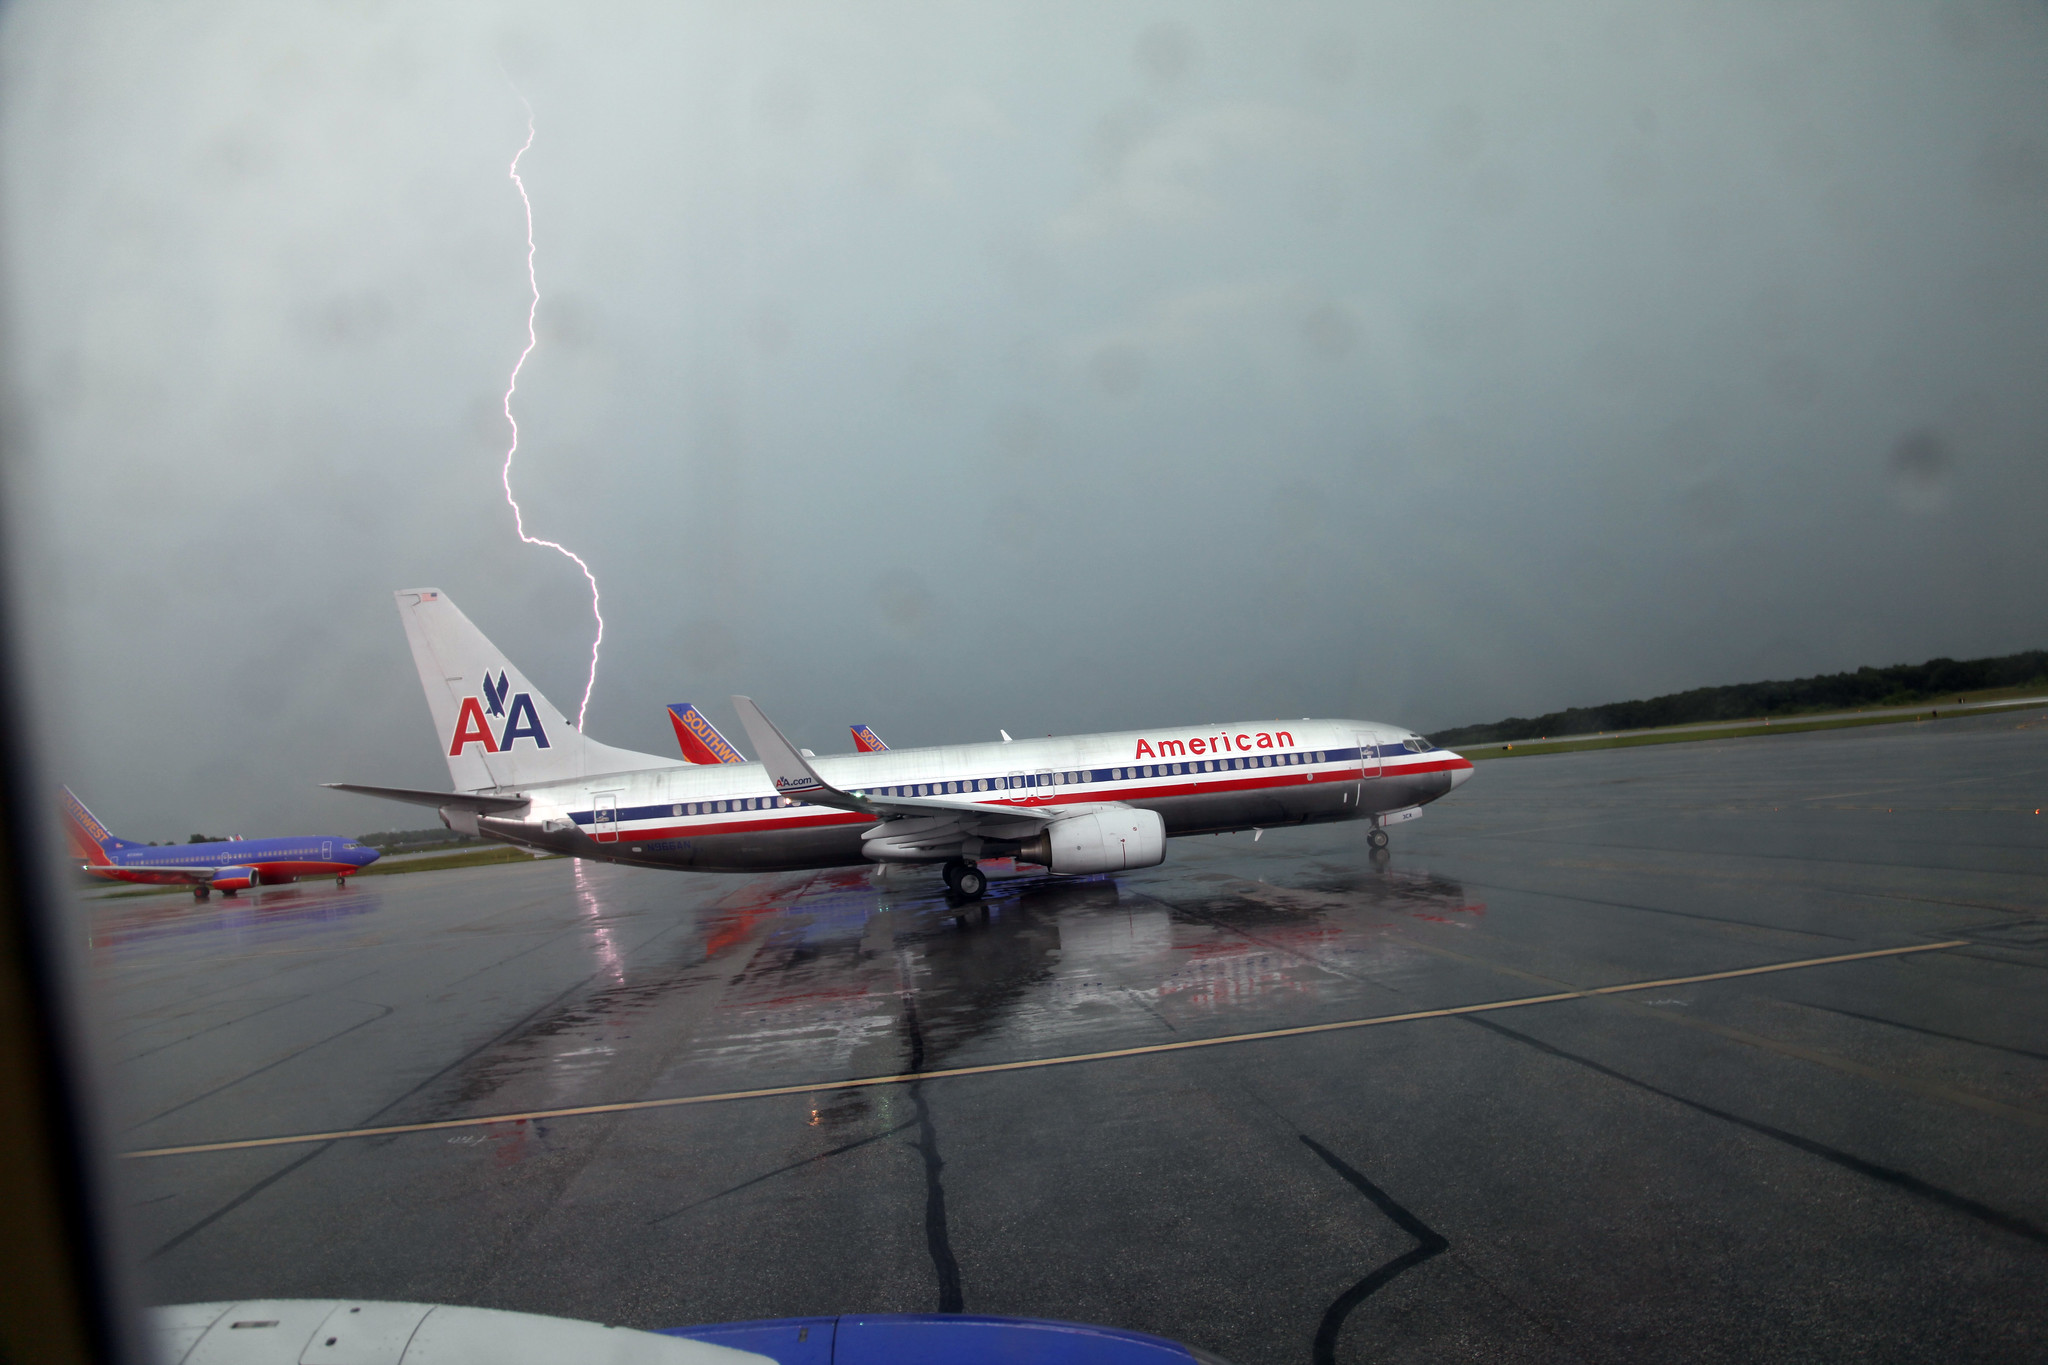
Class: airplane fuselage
85,836,381,887
459,719,1473,873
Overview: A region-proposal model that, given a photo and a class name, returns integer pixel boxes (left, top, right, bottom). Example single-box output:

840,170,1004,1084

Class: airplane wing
731,696,1067,825
322,784,533,814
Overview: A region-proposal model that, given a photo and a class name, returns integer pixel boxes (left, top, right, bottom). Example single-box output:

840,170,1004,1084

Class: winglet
732,697,867,813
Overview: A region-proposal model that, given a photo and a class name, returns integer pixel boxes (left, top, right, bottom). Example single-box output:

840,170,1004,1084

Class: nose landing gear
941,858,987,899
1367,827,1390,850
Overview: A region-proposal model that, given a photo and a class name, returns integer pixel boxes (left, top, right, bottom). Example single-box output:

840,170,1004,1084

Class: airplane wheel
222,888,238,898
1367,828,1389,850
942,859,987,899
336,876,346,887
193,887,210,901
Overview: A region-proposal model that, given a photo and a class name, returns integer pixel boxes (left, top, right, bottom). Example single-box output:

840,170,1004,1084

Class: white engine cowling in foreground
1020,808,1166,874
150,1300,770,1365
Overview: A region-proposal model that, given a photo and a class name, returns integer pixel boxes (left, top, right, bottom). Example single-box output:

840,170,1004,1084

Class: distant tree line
1432,649,2048,747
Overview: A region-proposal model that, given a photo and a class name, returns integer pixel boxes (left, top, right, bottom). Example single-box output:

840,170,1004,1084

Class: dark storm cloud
4,1,2047,835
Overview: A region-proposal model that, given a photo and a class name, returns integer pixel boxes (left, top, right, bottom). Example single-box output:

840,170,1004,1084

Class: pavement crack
1793,1002,2048,1064
1466,1016,2048,1249
124,1002,395,1133
147,1142,333,1259
648,1121,917,1225
901,990,963,1313
1299,1135,1448,1365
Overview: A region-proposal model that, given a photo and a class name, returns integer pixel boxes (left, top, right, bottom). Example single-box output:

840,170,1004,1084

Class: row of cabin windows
653,749,1339,817
664,797,797,817
1118,751,1327,779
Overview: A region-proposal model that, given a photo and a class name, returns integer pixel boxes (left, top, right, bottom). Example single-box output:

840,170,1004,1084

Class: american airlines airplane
62,787,381,899
331,590,1473,899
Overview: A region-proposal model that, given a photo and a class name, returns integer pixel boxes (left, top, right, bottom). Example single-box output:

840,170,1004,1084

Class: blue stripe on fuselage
570,744,1451,830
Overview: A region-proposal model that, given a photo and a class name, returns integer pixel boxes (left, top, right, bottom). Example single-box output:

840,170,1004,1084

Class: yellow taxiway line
122,939,1966,1159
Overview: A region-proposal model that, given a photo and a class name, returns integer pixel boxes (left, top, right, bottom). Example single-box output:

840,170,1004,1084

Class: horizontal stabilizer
322,783,533,814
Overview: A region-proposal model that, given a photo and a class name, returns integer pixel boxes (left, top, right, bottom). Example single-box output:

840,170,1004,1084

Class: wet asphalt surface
95,711,2048,1363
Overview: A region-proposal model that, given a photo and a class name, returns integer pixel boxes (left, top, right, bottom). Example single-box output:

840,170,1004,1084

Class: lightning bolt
501,104,602,731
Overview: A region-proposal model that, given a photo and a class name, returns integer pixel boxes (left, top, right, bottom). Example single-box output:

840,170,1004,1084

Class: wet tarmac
94,710,2048,1363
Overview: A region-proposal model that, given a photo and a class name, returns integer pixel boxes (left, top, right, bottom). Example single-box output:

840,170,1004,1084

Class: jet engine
1016,808,1165,874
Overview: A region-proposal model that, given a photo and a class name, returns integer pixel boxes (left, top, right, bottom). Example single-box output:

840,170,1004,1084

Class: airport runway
94,710,2048,1363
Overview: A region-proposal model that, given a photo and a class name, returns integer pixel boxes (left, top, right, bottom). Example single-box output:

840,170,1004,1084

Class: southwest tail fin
393,589,670,791
59,786,135,862
667,703,748,765
850,723,890,753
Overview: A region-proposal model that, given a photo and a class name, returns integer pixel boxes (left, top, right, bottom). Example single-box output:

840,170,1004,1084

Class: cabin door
593,794,619,843
1355,733,1381,781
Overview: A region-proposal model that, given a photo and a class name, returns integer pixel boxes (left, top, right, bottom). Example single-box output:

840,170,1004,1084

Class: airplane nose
1448,756,1473,788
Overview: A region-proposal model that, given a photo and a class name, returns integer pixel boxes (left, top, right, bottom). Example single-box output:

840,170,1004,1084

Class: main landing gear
191,886,211,901
941,858,987,899
1367,827,1390,850
336,875,347,888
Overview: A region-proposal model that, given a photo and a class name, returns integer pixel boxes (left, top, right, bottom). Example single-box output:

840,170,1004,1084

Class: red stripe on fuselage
597,757,1471,841
85,862,360,886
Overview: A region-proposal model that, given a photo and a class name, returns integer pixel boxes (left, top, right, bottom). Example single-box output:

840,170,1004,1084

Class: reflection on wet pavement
93,882,385,956
413,856,1486,1112
91,715,2048,1363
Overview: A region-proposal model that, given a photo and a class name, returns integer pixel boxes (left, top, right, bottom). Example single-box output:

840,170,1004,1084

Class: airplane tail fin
393,589,670,791
850,724,890,753
667,703,748,765
59,786,132,862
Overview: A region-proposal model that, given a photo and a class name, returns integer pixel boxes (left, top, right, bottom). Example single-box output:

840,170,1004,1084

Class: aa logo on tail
450,671,552,756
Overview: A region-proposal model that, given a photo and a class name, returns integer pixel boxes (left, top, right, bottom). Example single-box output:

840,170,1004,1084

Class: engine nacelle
210,866,258,892
1017,808,1166,875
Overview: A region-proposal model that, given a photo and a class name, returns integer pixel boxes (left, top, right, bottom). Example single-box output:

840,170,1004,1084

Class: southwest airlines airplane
331,590,1473,899
62,787,381,899
665,703,885,763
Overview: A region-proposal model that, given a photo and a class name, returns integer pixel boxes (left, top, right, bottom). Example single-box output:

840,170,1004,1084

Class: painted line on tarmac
121,940,1967,1160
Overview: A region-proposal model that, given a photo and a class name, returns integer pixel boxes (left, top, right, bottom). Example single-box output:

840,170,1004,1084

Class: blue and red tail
667,703,747,765
849,724,890,753
58,786,138,863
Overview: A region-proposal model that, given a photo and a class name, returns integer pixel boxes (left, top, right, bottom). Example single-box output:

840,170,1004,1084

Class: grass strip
1465,699,2047,761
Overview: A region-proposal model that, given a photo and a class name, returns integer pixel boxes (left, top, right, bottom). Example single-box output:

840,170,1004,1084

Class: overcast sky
4,2,2046,839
